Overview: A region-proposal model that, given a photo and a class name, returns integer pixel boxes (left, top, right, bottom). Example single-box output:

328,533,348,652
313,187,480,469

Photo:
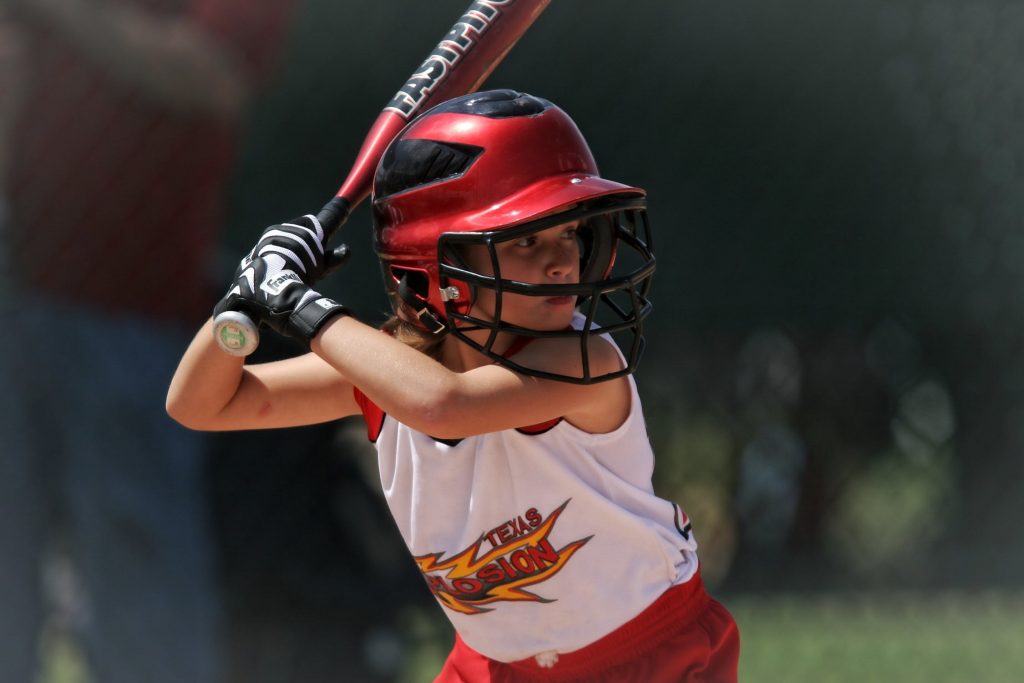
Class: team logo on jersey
415,500,590,615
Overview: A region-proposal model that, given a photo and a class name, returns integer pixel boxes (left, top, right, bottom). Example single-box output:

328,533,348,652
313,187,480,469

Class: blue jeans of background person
0,295,221,683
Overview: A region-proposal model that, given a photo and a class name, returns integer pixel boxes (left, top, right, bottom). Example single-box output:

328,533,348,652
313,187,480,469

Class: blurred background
2,0,1024,681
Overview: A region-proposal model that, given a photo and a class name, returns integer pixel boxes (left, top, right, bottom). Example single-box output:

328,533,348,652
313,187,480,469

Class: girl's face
463,221,582,331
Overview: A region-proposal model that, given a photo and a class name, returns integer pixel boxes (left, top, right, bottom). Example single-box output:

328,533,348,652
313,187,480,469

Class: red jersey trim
515,418,563,435
353,387,386,443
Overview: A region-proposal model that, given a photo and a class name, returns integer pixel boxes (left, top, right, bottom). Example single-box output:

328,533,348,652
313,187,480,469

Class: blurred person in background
0,0,297,681
0,9,25,289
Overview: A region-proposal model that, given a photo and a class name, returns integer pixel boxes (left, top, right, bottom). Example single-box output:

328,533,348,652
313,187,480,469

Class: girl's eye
515,236,537,247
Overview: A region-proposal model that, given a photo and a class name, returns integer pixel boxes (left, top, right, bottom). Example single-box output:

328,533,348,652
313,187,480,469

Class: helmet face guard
437,196,655,384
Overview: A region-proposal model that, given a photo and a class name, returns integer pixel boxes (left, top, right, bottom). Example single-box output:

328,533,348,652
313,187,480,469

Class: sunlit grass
732,590,1024,682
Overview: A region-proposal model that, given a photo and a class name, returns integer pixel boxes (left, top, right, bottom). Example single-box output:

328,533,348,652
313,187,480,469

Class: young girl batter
168,90,739,682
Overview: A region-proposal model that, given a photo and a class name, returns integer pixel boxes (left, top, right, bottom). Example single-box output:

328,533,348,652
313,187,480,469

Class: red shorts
434,573,739,683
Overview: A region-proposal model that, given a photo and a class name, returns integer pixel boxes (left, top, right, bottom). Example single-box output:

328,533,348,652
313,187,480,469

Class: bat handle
213,310,260,356
211,197,352,357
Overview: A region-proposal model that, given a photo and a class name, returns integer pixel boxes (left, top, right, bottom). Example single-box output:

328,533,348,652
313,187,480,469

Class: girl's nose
545,243,577,279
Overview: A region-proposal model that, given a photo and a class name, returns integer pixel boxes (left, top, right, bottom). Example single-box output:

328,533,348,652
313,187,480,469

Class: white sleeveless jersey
354,361,699,663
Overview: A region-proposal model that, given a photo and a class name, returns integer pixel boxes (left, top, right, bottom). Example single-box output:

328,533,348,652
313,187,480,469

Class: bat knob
213,310,260,357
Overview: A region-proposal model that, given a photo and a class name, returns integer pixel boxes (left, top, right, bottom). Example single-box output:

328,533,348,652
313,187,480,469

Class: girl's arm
168,313,625,437
180,225,628,436
166,318,359,432
311,316,630,439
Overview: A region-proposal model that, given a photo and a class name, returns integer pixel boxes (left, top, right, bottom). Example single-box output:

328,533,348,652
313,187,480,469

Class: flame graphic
415,500,590,615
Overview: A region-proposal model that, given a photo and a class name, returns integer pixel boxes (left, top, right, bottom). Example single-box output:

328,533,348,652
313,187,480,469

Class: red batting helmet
371,89,655,383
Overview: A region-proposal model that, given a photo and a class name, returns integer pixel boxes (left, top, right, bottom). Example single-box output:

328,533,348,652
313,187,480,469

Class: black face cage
437,196,656,384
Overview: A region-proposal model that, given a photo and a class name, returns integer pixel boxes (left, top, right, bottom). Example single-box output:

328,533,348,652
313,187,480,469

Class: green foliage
824,445,957,578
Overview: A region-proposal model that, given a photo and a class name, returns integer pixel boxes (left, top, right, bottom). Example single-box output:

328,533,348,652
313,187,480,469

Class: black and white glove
237,210,350,286
214,254,351,345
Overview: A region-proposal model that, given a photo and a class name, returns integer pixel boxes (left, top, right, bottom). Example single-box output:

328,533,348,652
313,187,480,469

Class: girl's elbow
165,399,194,429
403,388,467,438
165,394,210,431
165,391,185,423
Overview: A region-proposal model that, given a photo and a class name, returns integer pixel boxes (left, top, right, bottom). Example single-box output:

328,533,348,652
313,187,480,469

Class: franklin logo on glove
261,271,302,296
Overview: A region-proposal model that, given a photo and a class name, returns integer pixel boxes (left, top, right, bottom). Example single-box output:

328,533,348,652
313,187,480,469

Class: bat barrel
335,0,551,206
385,0,552,120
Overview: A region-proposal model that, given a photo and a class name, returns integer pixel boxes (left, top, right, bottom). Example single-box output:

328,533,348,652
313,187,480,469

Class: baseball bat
214,0,552,356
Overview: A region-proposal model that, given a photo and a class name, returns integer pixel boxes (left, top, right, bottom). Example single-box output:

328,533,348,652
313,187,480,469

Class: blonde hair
381,313,447,361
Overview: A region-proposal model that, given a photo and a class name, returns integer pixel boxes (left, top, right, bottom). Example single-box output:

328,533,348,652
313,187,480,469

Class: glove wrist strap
288,295,353,343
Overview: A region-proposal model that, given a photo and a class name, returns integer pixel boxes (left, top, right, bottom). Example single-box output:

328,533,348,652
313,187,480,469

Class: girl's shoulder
512,332,626,383
511,335,632,434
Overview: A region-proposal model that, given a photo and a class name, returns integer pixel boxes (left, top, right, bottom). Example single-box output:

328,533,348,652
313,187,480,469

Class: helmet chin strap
396,271,446,335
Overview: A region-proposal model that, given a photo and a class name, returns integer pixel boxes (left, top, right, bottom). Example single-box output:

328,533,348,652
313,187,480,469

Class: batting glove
237,210,350,286
214,254,351,345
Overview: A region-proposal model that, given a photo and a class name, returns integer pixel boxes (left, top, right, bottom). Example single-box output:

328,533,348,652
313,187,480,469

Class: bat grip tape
316,196,353,239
